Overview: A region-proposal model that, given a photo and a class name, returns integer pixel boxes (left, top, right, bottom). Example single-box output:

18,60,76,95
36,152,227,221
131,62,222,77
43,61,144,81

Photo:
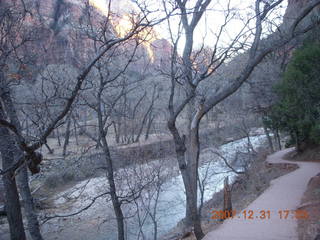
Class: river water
42,134,267,240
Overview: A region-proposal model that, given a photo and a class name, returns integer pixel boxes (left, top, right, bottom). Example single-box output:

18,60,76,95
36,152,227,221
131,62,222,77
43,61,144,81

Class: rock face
151,38,173,67
21,0,315,69
286,0,309,14
284,0,319,20
22,0,100,67
15,0,170,70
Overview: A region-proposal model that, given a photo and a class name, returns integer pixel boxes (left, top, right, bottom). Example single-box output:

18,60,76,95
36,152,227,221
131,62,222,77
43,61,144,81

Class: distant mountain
17,0,101,67
16,0,170,69
151,38,173,67
7,0,314,77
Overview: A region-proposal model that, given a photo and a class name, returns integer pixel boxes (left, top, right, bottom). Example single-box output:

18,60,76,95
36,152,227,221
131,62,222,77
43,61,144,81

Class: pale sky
89,0,288,53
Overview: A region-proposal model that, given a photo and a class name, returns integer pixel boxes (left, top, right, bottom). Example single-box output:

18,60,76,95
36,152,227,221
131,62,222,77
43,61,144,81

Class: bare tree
0,103,26,240
162,0,320,239
0,2,167,240
0,1,43,239
134,84,159,143
76,3,167,237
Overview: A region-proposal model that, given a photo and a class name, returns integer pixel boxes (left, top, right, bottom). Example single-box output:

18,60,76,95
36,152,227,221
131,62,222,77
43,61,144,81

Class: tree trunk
186,126,204,240
275,129,281,150
263,124,274,152
223,176,232,217
135,110,152,143
151,188,160,240
97,87,125,240
101,137,125,240
0,81,43,240
16,160,44,240
73,116,79,145
144,114,154,141
197,174,205,217
45,143,54,154
168,119,204,240
0,106,26,240
56,128,61,146
113,121,120,144
26,118,30,140
1,170,26,240
63,115,72,156
95,139,102,149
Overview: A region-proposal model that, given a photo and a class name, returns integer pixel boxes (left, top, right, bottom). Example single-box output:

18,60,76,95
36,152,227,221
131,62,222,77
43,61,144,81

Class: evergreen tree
267,42,320,151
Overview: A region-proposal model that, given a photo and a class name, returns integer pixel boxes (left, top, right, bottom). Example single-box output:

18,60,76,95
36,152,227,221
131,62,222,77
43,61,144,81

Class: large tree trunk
167,119,204,240
16,160,43,240
186,124,204,239
0,105,26,240
0,83,43,240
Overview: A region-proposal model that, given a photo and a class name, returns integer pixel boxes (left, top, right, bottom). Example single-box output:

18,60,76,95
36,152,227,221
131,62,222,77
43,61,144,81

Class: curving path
203,148,320,240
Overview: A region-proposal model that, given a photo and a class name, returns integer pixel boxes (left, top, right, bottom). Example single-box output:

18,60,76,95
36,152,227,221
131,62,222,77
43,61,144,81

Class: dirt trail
203,148,320,240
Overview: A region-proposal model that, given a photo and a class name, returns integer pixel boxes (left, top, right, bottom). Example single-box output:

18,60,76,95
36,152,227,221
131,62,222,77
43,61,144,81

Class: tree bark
0,86,44,240
16,159,44,240
0,105,26,240
167,119,204,239
223,176,232,216
187,118,204,239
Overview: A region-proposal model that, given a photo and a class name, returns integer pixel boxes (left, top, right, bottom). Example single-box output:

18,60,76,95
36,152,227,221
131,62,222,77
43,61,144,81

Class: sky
89,0,288,54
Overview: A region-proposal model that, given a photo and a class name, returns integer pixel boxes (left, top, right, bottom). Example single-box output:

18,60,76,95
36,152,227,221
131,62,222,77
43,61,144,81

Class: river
42,134,267,240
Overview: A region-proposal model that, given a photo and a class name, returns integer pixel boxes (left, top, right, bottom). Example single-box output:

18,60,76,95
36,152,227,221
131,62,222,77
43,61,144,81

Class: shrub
266,42,320,151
